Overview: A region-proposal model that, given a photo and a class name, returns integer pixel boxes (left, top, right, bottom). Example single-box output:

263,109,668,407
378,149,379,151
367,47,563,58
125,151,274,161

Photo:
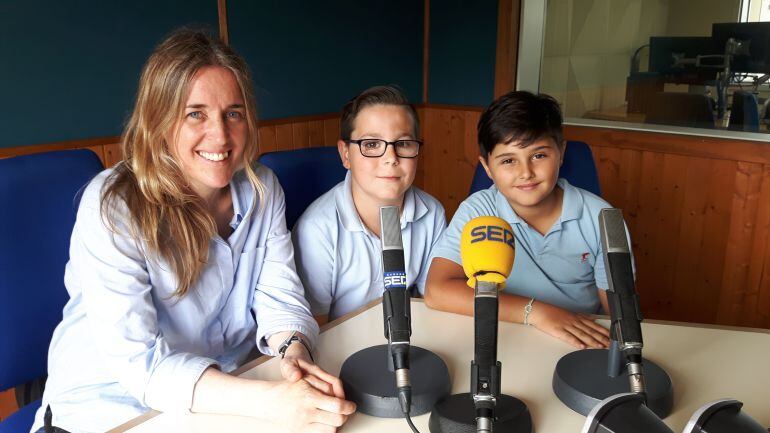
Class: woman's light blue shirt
292,172,446,320
31,163,319,433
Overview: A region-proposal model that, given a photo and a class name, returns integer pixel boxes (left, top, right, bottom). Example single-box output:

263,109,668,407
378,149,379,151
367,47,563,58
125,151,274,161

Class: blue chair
469,140,601,196
258,146,347,229
0,149,103,432
729,91,760,132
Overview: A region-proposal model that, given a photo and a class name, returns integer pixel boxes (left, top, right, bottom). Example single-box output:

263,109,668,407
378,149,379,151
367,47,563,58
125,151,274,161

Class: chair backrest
729,91,760,132
0,149,104,391
469,140,601,196
645,91,715,129
258,146,347,229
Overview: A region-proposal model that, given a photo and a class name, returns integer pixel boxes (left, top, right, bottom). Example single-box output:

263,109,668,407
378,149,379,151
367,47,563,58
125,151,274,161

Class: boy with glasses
292,85,446,324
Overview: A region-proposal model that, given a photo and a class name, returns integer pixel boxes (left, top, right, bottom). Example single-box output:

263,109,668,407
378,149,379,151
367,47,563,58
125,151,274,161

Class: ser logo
470,225,515,247
384,271,407,289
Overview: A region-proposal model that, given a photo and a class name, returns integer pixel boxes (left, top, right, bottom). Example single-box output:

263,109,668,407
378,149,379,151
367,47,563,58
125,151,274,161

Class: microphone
599,208,646,398
460,216,516,433
380,205,413,415
339,208,450,423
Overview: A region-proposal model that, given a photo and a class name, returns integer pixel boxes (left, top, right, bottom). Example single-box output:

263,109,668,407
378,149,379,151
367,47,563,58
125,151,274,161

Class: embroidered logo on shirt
581,252,590,262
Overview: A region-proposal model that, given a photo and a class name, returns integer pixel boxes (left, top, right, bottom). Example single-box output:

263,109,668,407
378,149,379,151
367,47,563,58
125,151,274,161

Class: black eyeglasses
347,139,423,158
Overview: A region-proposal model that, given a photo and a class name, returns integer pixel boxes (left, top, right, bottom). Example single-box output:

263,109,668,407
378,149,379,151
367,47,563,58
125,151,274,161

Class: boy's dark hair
340,85,420,141
477,91,564,159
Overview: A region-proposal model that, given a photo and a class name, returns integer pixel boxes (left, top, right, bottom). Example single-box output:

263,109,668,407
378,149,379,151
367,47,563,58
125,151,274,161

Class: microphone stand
553,208,673,419
340,206,451,420
429,279,532,433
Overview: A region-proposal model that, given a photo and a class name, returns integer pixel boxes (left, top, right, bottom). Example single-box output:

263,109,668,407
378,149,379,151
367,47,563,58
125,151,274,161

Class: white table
111,299,770,432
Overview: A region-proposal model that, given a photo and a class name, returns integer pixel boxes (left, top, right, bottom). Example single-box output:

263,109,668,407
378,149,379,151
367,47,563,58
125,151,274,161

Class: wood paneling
423,0,430,103
494,0,519,98
565,124,770,329
217,0,229,45
0,389,17,421
419,106,483,217
0,113,342,169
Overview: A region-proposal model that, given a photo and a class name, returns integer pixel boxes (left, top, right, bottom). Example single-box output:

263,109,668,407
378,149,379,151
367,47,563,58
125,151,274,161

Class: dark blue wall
227,0,424,120
0,1,218,148
429,0,498,107
1,1,499,148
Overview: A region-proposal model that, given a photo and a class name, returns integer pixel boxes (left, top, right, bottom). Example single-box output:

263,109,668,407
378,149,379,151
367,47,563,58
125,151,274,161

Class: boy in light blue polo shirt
426,91,628,349
293,86,446,324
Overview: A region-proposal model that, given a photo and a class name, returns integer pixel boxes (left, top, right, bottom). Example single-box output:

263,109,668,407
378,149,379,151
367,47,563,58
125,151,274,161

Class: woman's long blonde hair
101,29,263,297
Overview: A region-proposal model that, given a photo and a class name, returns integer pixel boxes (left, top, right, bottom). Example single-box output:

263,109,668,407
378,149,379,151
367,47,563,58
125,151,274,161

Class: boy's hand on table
528,302,610,349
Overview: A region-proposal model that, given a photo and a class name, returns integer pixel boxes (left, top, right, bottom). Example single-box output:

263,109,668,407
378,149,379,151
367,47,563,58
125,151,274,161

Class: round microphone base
429,392,533,433
340,344,451,418
552,349,673,418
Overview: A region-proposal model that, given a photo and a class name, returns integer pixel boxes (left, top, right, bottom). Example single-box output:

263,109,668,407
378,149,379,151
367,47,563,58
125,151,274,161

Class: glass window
534,0,770,137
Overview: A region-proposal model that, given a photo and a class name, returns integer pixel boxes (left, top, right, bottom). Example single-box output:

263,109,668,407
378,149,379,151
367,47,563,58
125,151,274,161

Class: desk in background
110,299,770,433
584,104,770,132
584,106,646,124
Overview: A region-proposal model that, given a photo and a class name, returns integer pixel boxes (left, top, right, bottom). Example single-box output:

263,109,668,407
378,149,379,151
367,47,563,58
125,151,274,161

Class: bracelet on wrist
278,331,315,363
523,297,535,326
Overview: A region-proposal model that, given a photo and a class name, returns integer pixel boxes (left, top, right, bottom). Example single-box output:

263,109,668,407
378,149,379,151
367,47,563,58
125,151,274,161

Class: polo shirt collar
493,177,583,226
558,178,583,222
335,171,426,233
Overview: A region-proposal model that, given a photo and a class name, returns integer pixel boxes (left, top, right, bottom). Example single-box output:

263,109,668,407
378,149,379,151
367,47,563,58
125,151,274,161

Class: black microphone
380,205,412,415
599,208,646,398
472,282,501,433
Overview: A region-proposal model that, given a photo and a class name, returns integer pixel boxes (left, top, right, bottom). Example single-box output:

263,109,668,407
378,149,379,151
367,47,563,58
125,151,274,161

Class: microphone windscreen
599,208,631,254
460,216,515,288
380,205,403,251
380,206,407,289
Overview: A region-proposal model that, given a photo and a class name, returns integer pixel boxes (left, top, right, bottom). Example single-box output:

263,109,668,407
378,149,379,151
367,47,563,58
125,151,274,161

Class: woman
32,29,354,433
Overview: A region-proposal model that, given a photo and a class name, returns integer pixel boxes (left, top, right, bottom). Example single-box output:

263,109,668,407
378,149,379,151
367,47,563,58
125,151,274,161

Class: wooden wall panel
565,124,770,329
0,113,342,169
0,389,17,422
419,106,483,217
718,162,764,325
275,124,293,151
258,125,278,154
308,120,325,147
292,122,309,149
323,118,340,147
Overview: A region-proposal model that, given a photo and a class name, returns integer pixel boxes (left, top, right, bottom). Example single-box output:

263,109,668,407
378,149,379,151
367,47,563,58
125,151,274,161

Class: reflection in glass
539,0,770,134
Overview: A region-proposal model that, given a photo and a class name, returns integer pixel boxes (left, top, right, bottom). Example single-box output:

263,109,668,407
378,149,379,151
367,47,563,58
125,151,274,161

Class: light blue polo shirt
431,178,632,314
293,172,447,320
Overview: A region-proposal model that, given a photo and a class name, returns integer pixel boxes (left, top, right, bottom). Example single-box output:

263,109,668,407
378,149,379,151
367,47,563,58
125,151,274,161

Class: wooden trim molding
565,124,770,165
217,0,229,45
423,0,430,103
0,136,120,159
494,0,519,98
417,102,484,112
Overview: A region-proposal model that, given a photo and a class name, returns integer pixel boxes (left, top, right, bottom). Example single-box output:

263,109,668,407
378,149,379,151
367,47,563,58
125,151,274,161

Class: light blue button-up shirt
292,172,446,320
431,178,632,314
31,163,319,433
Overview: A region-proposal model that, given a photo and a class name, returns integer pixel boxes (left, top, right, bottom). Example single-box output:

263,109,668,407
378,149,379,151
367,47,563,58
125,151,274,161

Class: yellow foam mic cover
460,216,515,289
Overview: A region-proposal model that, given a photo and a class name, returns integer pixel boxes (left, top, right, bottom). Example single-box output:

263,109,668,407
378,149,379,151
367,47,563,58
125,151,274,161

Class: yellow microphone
460,216,516,433
460,216,515,289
